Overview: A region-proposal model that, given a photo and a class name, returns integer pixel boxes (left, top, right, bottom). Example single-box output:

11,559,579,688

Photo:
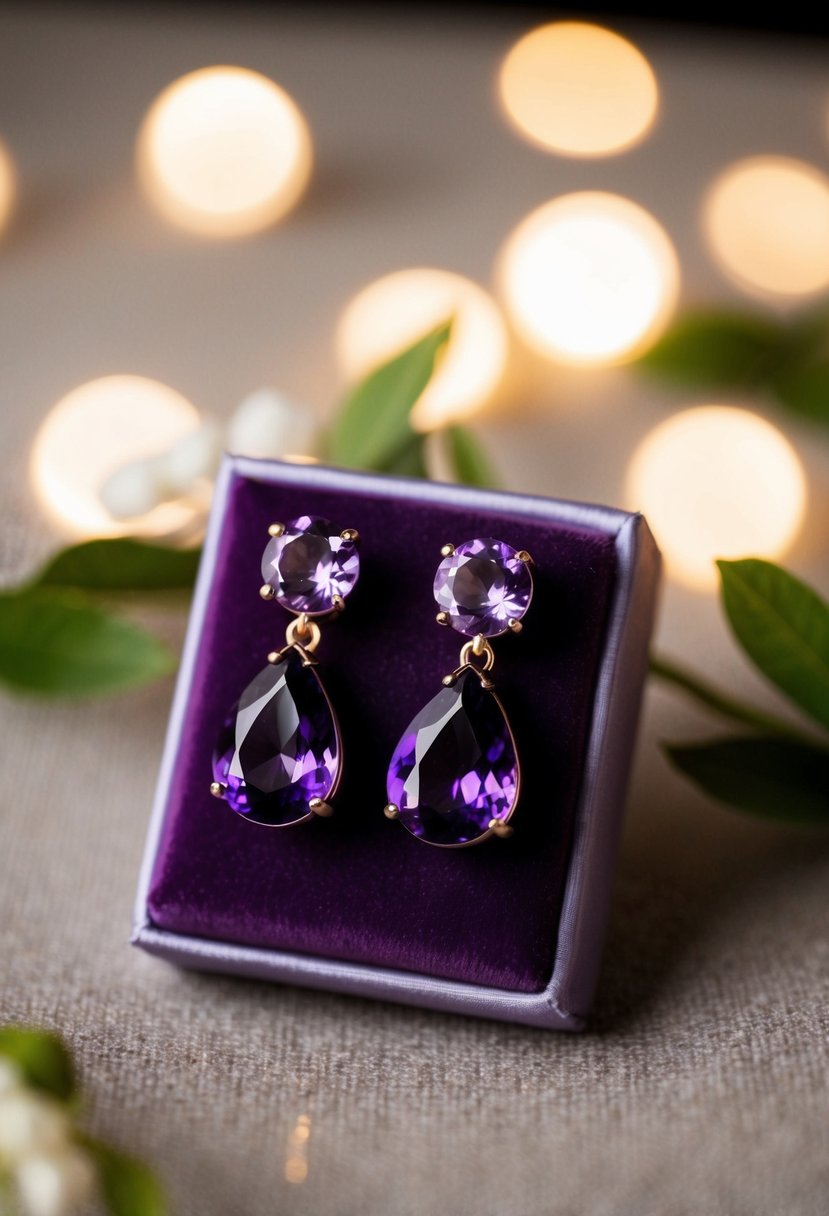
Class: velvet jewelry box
132,455,660,1030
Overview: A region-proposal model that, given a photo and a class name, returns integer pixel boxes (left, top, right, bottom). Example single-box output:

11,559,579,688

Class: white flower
98,422,221,522
16,1147,96,1216
158,421,222,496
99,457,167,521
97,387,317,529
227,388,316,460
0,1091,70,1161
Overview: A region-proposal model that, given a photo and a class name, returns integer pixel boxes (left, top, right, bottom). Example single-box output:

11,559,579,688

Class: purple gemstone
261,516,360,616
212,649,340,826
433,538,533,638
387,670,518,846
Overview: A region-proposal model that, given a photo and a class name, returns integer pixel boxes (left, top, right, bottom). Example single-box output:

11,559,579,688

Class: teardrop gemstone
387,670,519,846
212,649,340,826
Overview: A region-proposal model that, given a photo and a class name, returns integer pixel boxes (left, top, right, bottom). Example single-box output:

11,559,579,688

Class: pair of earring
210,515,534,849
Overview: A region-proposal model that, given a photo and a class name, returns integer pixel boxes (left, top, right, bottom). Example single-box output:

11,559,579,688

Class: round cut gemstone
213,649,340,826
433,538,533,637
387,670,518,846
261,515,360,616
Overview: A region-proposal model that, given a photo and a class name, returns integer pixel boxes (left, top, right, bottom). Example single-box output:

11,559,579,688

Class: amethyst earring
384,538,534,848
210,516,360,826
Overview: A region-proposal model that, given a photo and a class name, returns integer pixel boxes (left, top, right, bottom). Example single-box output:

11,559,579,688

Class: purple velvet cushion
146,470,617,993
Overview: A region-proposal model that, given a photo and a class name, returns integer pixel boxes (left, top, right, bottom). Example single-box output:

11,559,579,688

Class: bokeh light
137,66,312,238
499,22,658,158
703,156,829,299
626,406,807,591
31,375,202,538
284,1114,311,1186
336,268,509,432
0,138,16,235
498,192,679,365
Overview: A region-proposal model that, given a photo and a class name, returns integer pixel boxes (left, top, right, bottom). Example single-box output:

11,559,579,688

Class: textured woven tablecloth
1,7,827,1214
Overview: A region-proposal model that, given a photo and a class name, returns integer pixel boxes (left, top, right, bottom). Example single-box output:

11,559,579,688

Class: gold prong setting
384,803,400,820
309,798,334,818
210,782,226,799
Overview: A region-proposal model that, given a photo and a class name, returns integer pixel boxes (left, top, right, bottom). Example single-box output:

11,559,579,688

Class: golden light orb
625,406,807,591
703,156,829,299
499,21,658,158
31,375,202,538
0,138,16,235
498,192,679,365
137,66,312,238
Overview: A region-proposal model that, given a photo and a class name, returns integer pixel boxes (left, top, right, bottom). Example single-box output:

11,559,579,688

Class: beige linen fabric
1,8,828,1214
2,682,828,1215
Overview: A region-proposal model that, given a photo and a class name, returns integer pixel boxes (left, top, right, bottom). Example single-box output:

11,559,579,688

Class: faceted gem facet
261,515,360,616
212,649,340,826
433,538,533,638
387,670,519,846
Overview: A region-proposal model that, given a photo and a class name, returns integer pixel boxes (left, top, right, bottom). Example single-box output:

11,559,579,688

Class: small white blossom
16,1147,96,1216
158,421,223,495
97,387,317,529
99,457,167,521
0,1091,70,1161
227,388,316,460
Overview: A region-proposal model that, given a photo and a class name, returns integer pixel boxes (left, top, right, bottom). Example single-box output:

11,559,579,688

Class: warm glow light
284,1115,311,1186
626,406,807,590
703,157,829,299
137,66,312,237
498,192,678,365
499,22,658,157
336,268,509,431
31,376,201,538
0,138,16,235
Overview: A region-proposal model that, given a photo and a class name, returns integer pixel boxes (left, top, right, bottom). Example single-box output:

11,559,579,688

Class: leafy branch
5,315,828,830
636,300,829,429
653,559,829,823
0,320,497,699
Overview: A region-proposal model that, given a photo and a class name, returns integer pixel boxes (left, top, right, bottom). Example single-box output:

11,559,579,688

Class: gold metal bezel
211,644,344,828
387,663,521,849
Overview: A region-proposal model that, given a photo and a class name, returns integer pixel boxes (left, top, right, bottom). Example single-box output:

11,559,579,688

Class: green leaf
382,433,430,479
717,559,829,731
0,588,176,697
636,310,785,388
665,736,829,823
83,1140,168,1216
327,320,452,470
0,1027,76,1101
445,425,497,488
36,539,201,592
649,653,811,741
771,361,829,427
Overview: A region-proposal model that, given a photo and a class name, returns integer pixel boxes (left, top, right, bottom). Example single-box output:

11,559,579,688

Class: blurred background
3,4,829,663
1,5,828,1214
